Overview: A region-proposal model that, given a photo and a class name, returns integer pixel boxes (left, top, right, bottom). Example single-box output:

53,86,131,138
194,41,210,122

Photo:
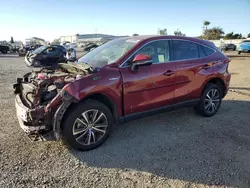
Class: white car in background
64,43,77,51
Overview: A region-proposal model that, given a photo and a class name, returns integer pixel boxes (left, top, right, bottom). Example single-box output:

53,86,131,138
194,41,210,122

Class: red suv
14,35,231,151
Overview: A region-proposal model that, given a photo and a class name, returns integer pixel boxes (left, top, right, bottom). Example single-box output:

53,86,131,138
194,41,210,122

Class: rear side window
172,40,199,61
198,45,206,58
202,46,215,56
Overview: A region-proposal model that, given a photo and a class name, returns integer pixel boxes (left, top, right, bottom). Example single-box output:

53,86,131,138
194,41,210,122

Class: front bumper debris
15,94,57,141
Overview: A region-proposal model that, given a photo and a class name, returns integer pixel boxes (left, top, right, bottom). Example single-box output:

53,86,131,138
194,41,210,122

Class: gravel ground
0,54,250,188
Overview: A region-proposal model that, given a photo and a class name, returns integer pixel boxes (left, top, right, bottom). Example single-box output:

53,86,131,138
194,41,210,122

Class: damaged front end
13,63,93,141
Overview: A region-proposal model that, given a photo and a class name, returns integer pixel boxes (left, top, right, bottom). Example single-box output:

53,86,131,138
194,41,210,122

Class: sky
0,0,249,42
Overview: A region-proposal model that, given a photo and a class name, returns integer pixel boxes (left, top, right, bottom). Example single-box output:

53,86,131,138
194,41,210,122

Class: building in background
60,34,128,46
24,37,47,46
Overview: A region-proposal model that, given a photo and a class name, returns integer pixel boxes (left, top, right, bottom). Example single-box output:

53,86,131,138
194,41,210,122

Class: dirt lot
0,53,250,188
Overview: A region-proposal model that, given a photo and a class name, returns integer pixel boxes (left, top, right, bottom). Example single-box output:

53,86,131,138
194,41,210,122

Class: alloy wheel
204,88,220,113
72,109,108,145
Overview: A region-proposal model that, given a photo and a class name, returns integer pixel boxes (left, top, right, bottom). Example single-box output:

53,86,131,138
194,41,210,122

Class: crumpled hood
58,62,92,74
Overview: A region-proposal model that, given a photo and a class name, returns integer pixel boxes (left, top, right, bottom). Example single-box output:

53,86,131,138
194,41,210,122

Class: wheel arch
83,93,119,122
61,92,118,126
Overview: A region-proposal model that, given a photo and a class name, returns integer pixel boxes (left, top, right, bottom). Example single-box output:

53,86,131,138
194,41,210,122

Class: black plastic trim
118,99,199,123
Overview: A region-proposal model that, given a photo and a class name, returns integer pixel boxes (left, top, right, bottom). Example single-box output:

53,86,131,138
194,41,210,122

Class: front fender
63,66,123,116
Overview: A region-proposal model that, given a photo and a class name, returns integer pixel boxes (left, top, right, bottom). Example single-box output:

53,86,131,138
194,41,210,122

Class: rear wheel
62,100,114,151
1,50,7,54
238,51,241,54
195,83,222,117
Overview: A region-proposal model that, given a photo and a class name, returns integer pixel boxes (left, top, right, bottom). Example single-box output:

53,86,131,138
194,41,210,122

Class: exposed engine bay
15,63,93,108
13,62,94,140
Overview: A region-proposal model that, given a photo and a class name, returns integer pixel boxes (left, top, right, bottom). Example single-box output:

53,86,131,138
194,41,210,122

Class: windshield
32,46,46,54
78,37,140,67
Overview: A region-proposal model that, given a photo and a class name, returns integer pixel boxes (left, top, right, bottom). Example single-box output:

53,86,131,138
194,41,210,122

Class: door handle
163,70,174,76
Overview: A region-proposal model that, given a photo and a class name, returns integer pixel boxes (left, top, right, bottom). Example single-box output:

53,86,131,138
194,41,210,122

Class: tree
133,34,139,36
10,36,14,43
224,32,243,39
203,27,224,40
248,33,250,38
158,28,167,35
203,21,210,31
174,29,186,36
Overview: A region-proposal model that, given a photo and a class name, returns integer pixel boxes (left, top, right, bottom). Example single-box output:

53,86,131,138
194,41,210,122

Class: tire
61,100,114,151
195,83,222,117
33,60,41,67
238,51,241,55
1,50,7,54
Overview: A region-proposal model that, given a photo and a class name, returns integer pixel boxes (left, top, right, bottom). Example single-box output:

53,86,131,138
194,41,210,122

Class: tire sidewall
198,83,222,117
62,100,114,151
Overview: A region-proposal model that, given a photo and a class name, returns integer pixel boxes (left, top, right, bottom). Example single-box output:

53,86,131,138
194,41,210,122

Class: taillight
224,59,230,64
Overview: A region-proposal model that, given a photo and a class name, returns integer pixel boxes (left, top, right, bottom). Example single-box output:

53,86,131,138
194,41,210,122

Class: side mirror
131,54,153,71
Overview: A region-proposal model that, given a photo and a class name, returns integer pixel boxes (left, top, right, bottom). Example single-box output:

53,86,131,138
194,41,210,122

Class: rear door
120,40,176,115
171,40,215,103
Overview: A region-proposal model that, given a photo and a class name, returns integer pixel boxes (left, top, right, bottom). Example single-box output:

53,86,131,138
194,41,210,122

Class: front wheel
195,83,222,117
33,60,41,67
62,100,114,151
238,51,241,54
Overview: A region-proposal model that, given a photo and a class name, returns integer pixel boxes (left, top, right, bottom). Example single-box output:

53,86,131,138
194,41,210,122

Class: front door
119,40,175,115
45,47,58,65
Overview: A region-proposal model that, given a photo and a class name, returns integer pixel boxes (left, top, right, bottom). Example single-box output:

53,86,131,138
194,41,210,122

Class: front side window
173,40,199,61
124,40,170,66
46,47,57,55
32,46,46,54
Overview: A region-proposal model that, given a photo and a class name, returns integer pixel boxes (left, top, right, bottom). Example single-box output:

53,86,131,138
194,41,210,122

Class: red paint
132,54,152,62
61,36,231,118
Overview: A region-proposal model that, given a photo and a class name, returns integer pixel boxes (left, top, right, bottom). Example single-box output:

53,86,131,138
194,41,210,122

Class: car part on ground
14,35,231,151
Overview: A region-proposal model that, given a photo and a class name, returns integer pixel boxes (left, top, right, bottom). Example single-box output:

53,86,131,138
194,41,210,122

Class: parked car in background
64,43,77,51
25,45,66,67
50,44,67,55
18,44,43,56
14,35,231,151
238,40,250,54
220,43,236,51
83,43,99,52
0,44,10,54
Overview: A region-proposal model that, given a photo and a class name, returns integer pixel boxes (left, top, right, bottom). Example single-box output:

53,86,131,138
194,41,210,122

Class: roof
77,34,128,39
118,35,215,48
